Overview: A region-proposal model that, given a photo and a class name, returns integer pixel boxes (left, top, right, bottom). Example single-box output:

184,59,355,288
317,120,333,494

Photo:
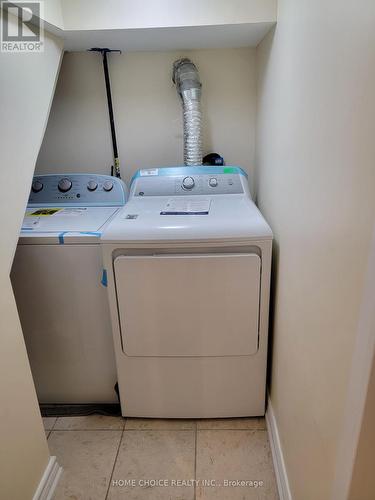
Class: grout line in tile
194,422,197,500
44,417,57,432
48,424,265,431
196,428,268,432
45,427,267,432
51,428,125,432
105,428,124,500
123,428,196,432
50,417,58,431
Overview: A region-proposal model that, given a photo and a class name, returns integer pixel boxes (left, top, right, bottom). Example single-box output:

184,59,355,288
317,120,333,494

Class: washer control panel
132,168,246,197
28,174,127,207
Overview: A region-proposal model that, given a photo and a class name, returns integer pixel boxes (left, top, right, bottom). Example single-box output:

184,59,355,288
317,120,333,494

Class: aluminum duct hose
172,58,202,165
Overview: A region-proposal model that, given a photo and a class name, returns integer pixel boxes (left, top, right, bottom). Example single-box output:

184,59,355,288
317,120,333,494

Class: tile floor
44,415,279,500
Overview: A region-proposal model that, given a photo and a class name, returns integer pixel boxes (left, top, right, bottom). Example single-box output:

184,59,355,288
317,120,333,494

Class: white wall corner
331,223,375,500
266,397,292,500
33,456,62,500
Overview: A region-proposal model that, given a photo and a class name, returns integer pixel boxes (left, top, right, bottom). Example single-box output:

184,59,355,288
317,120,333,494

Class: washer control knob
209,178,218,187
103,180,114,192
58,178,72,192
32,180,43,193
182,176,195,190
87,180,98,191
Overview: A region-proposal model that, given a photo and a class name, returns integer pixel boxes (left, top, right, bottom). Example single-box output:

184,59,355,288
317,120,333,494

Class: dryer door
114,253,261,357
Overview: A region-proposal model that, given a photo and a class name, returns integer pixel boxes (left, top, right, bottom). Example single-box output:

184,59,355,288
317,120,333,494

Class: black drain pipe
89,47,121,178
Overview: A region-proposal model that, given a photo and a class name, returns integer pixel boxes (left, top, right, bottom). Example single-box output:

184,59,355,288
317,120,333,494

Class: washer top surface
22,206,120,233
20,173,127,244
101,166,272,244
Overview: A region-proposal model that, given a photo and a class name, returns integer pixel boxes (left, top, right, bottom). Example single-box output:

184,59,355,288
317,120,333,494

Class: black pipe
89,47,121,178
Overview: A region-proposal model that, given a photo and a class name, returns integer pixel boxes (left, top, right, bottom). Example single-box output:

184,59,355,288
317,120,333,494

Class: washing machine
101,166,272,418
11,173,128,404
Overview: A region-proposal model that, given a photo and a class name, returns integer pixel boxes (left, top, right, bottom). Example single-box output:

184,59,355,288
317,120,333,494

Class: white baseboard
266,397,292,500
33,456,62,500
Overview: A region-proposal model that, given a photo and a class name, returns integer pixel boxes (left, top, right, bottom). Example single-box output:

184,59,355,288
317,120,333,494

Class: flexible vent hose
172,58,202,165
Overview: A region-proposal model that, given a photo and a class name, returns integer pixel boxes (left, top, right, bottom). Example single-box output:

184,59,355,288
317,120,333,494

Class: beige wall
0,14,63,500
348,352,375,500
44,0,64,28
255,1,375,499
36,48,257,191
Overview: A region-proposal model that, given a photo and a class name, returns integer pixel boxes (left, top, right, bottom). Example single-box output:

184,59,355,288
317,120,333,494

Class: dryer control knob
87,180,98,191
103,180,114,192
209,178,218,187
58,178,72,192
32,180,43,193
182,176,195,190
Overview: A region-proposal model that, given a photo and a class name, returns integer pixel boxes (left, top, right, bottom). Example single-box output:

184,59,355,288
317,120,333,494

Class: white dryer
11,174,128,404
101,166,272,418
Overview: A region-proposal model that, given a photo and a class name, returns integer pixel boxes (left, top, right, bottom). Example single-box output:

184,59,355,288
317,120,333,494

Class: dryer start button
182,176,195,190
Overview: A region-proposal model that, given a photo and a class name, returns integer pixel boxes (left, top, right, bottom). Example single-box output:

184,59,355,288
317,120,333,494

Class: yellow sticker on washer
27,208,62,216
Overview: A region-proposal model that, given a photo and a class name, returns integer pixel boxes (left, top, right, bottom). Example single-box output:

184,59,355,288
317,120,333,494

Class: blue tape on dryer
79,232,102,237
130,165,248,186
58,231,102,244
101,269,108,287
58,231,68,244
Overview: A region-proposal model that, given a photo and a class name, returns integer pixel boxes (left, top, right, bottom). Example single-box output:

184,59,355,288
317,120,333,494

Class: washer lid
19,207,119,243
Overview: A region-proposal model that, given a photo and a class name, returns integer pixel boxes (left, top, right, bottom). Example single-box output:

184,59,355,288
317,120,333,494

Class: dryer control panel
28,174,128,207
131,166,248,197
